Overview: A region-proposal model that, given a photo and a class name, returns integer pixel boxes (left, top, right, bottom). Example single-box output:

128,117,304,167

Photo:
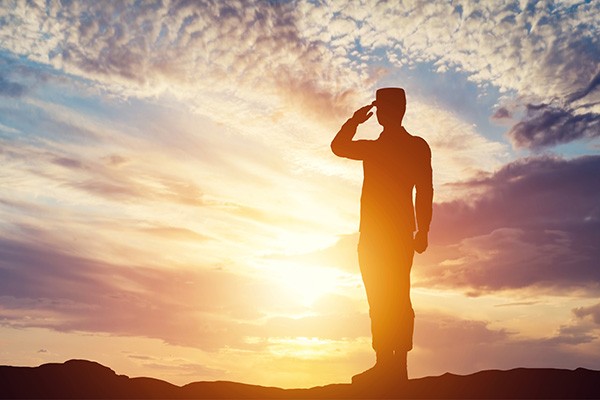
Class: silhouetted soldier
331,88,433,386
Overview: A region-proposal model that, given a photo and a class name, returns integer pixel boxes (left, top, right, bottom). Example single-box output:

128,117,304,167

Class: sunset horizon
1,0,599,390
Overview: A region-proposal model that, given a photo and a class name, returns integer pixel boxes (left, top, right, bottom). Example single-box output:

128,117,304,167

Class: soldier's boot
351,350,393,386
394,350,408,383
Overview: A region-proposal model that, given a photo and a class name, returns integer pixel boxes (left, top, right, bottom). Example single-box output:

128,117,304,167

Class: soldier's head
374,87,406,127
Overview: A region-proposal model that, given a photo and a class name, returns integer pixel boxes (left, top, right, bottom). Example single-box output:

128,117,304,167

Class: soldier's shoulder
410,135,431,152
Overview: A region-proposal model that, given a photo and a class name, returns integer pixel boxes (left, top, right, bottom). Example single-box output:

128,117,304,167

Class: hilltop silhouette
1,359,599,399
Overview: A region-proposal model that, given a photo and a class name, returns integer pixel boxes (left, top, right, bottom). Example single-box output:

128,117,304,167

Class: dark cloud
491,107,511,120
507,104,600,149
421,228,597,293
0,76,27,97
574,303,600,325
501,29,600,149
415,155,600,293
432,155,600,242
568,71,600,104
550,323,597,345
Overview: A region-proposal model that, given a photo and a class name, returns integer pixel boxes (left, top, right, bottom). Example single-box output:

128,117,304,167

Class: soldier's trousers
358,231,415,353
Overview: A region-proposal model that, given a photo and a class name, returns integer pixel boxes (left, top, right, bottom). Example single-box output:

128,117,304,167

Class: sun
263,261,350,307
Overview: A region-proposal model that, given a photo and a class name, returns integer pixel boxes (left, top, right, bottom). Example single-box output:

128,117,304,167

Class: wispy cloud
574,303,600,325
0,233,294,350
0,75,27,97
0,1,367,123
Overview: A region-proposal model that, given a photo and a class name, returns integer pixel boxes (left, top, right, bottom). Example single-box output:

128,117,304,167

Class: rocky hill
1,359,599,399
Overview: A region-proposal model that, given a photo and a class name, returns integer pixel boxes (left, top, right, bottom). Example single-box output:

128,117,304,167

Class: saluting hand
351,104,374,124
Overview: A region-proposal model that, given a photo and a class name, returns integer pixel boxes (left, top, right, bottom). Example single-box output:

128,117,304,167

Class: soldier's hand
414,230,428,254
351,104,374,124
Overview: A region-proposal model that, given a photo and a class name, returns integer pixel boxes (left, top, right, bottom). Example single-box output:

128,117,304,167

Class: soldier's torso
360,131,427,235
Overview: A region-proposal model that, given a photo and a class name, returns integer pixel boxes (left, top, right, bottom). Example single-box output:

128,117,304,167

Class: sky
0,0,599,389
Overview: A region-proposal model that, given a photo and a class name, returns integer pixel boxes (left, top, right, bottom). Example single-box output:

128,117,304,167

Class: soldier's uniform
331,88,433,382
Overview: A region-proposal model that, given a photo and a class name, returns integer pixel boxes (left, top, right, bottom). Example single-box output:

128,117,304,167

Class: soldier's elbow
331,141,343,157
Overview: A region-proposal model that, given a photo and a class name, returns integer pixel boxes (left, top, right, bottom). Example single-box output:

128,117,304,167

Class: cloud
574,303,600,325
0,75,27,97
7,1,589,123
415,155,600,293
347,1,599,149
51,156,86,170
418,227,595,294
551,322,597,345
1,133,207,207
433,155,600,240
411,310,600,377
0,234,294,351
0,0,366,124
306,0,600,148
0,214,368,353
491,107,511,120
507,103,600,149
568,71,600,104
4,0,596,150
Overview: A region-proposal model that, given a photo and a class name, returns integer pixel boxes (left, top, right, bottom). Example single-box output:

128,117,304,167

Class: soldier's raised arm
331,104,375,160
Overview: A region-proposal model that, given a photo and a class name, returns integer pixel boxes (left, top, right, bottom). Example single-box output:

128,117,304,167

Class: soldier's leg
358,236,395,357
390,232,415,381
393,267,414,352
353,235,398,385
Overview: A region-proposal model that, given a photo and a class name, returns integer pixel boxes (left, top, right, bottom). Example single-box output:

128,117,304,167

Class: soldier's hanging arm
331,104,374,160
414,139,434,254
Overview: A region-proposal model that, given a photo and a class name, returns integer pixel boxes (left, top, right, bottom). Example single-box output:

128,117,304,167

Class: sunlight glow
267,337,340,359
263,261,350,306
270,231,339,256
